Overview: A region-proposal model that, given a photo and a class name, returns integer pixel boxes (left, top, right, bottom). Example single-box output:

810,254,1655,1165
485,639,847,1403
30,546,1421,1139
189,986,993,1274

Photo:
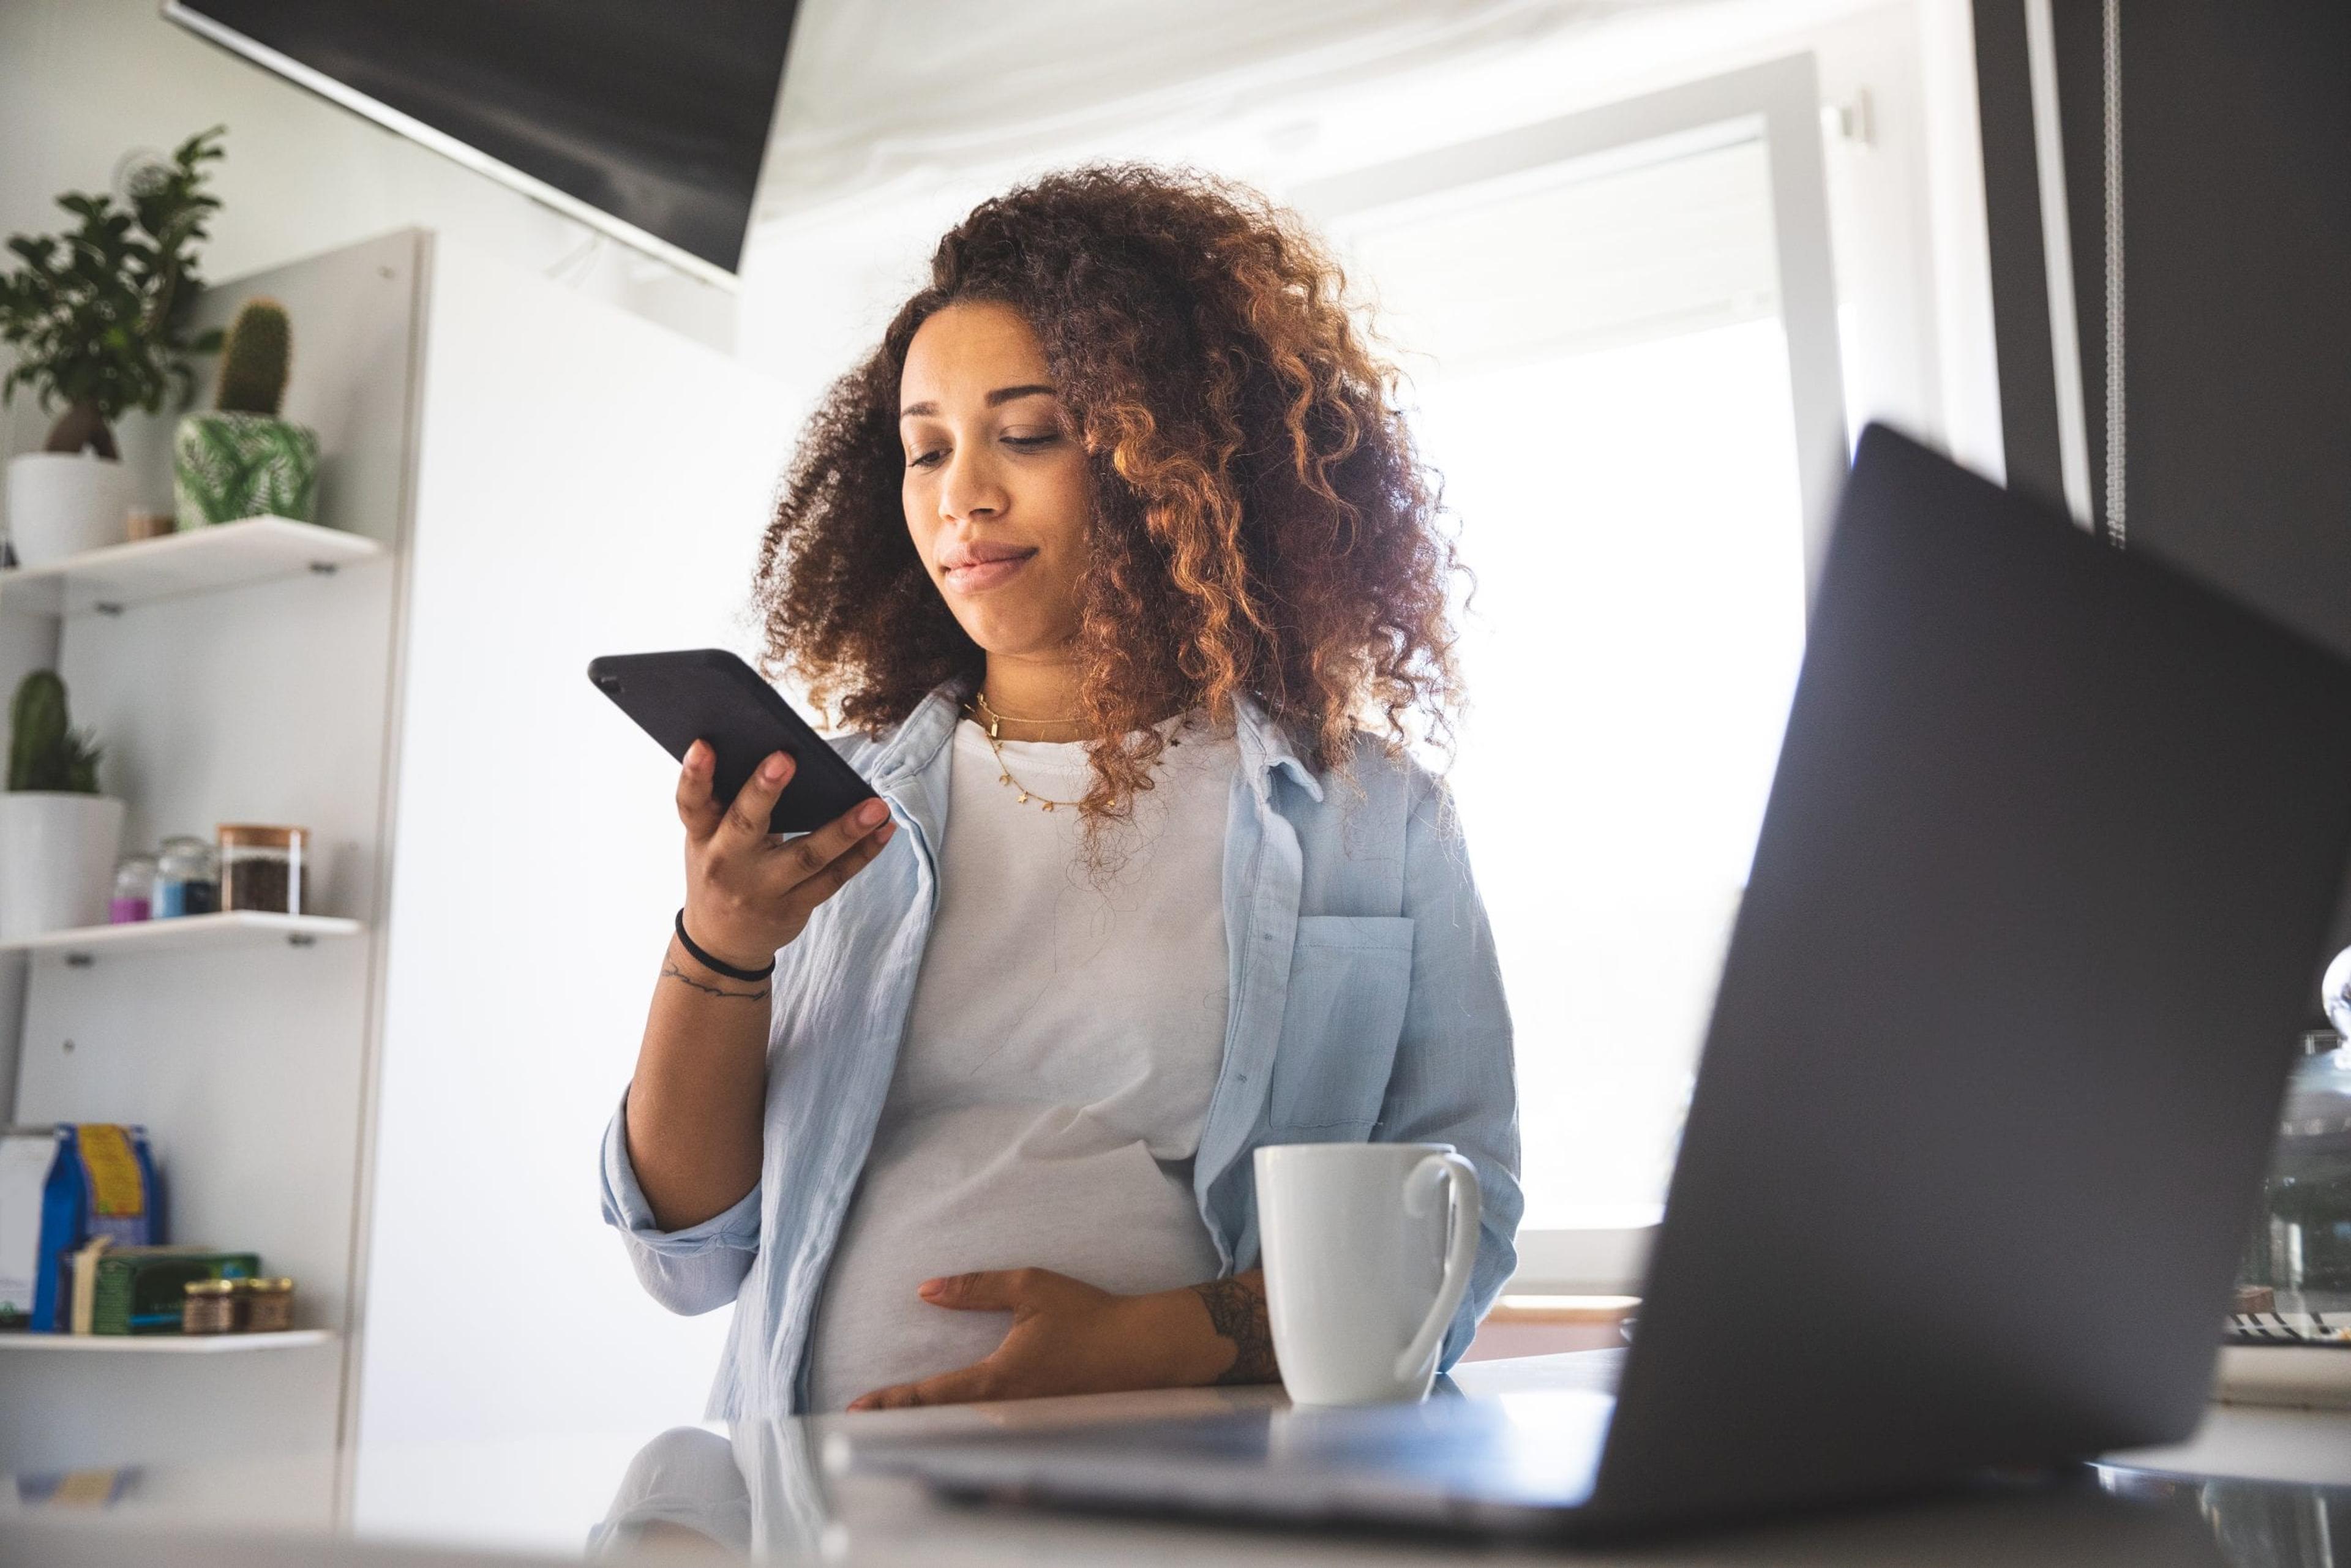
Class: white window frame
1293,54,1848,1294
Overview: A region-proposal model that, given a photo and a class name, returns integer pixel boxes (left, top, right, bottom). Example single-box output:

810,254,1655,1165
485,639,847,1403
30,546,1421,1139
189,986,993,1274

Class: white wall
354,238,792,1497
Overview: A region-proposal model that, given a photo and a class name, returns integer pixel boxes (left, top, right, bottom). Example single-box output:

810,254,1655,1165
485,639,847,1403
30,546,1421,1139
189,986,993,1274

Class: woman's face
899,301,1092,661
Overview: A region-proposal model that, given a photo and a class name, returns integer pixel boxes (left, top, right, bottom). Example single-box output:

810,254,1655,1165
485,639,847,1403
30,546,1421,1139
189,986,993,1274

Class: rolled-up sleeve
599,1092,762,1316
1377,774,1523,1370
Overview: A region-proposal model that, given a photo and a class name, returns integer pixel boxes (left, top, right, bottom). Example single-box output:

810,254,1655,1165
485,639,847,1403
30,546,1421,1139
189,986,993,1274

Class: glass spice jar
153,835,220,918
183,1277,240,1335
109,854,157,923
217,825,309,915
243,1277,295,1334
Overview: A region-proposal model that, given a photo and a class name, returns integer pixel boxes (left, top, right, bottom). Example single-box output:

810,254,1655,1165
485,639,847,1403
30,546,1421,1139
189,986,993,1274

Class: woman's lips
942,550,1036,593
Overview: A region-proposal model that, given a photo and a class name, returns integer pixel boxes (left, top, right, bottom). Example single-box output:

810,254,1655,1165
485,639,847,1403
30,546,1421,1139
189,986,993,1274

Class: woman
601,165,1520,1417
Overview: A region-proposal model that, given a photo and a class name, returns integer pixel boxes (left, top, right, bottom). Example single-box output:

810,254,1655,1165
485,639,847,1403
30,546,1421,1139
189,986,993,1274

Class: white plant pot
6,452,133,567
0,793,126,937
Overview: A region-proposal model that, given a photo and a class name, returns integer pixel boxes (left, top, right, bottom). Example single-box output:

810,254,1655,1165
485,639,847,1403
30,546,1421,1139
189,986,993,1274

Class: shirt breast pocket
1265,915,1416,1135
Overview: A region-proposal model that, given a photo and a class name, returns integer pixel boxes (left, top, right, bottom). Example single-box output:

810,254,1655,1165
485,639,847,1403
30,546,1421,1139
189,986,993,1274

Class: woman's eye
906,447,946,469
1002,432,1061,451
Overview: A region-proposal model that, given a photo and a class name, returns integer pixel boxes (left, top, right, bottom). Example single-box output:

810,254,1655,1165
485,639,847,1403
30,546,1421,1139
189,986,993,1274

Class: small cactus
214,297,290,418
8,670,102,793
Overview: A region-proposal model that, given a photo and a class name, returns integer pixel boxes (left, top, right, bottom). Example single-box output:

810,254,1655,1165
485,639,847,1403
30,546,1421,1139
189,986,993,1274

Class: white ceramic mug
1254,1141,1482,1406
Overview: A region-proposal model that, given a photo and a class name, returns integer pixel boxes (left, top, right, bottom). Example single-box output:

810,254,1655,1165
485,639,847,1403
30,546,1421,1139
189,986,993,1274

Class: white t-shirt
806,710,1237,1412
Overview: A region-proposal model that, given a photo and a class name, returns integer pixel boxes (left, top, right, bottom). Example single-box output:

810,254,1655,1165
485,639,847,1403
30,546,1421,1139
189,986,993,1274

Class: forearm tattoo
661,961,770,1003
1193,1274,1279,1385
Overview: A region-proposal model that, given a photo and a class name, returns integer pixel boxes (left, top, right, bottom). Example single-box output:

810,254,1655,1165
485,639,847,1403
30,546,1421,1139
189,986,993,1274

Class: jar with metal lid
109,854,156,923
217,825,309,915
153,835,219,918
243,1277,295,1333
183,1277,241,1335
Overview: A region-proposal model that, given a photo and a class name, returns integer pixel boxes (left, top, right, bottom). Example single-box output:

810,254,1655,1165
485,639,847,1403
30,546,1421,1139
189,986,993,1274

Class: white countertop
6,1351,2349,1567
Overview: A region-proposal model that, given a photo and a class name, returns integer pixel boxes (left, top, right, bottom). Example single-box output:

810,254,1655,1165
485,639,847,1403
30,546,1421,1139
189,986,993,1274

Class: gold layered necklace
967,689,1086,812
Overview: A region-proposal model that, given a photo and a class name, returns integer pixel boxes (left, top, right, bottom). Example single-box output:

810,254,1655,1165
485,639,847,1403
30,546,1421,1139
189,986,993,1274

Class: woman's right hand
675,741,896,972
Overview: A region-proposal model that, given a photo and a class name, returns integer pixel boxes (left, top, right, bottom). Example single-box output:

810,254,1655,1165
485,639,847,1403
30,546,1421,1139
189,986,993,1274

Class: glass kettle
2235,947,2351,1328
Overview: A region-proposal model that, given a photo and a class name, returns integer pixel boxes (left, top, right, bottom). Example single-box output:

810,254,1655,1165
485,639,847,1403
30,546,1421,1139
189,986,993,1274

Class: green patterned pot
173,411,321,529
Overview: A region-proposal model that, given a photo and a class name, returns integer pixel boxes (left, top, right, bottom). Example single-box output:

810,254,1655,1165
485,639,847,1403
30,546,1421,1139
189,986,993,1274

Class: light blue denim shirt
601,678,1521,1418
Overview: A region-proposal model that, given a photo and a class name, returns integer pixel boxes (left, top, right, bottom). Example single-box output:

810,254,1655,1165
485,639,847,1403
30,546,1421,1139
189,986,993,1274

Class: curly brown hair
754,163,1464,842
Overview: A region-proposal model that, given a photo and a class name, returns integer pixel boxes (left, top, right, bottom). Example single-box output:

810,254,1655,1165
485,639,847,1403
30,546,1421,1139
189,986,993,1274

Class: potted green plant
0,127,224,566
0,670,122,939
173,296,319,528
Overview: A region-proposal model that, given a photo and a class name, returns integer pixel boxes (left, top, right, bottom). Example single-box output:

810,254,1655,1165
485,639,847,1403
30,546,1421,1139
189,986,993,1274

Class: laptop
840,424,2351,1536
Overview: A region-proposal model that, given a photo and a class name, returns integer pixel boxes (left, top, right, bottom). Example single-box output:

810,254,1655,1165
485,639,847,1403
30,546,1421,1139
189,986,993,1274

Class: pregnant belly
806,1117,1224,1412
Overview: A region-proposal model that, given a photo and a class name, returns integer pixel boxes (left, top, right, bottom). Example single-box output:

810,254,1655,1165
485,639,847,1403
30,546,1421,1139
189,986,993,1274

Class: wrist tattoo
661,961,770,1002
1193,1274,1279,1385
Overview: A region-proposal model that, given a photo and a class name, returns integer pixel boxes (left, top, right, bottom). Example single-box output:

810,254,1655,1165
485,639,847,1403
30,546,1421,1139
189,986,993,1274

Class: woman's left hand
846,1267,1272,1411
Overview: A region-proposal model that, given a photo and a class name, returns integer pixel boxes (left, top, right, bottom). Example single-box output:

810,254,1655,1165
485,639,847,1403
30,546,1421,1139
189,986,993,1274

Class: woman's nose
940,447,1007,522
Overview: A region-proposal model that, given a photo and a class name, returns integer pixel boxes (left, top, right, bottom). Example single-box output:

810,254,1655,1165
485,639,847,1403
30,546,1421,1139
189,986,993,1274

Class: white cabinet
0,229,793,1510
0,230,416,1498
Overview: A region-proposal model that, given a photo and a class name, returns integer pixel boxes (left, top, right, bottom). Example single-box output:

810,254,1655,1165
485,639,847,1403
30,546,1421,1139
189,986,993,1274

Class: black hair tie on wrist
675,908,776,982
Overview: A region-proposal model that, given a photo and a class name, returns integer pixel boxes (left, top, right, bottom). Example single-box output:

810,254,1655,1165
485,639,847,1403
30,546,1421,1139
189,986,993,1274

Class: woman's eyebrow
898,384,1058,420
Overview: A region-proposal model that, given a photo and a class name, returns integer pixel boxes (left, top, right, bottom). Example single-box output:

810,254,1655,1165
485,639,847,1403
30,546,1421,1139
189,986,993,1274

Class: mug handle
1392,1152,1482,1382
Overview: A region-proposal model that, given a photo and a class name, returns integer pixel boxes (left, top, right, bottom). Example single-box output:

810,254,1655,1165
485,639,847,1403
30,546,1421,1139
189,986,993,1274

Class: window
1305,58,1847,1286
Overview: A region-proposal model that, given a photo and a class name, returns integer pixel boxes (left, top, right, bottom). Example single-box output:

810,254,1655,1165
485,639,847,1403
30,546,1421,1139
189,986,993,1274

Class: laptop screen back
1593,424,2351,1522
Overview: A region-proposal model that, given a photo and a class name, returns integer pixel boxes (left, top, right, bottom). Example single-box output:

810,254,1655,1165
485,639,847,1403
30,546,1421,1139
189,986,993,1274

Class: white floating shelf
0,1329,333,1354
0,516,382,617
0,911,364,959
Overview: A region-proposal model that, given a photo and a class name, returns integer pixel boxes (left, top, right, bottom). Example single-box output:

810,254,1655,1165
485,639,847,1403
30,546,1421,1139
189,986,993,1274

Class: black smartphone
588,648,879,835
